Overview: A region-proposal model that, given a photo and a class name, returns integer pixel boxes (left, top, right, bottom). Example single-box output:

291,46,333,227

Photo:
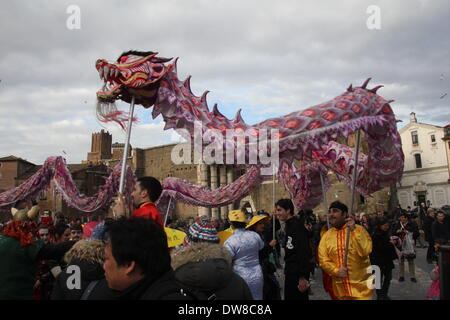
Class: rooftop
0,155,36,165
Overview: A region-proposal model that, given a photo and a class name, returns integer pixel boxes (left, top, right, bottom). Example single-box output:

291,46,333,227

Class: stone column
196,163,202,217
197,162,211,217
210,165,219,219
227,166,234,213
220,165,227,220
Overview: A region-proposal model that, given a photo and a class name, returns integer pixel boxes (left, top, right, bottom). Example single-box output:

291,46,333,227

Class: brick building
0,156,36,193
0,156,38,221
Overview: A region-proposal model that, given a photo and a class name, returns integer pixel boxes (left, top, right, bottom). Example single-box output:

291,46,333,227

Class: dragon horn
213,104,226,118
369,85,383,93
361,78,372,89
183,76,193,93
201,91,210,104
347,84,353,92
152,55,173,63
233,109,243,123
171,57,179,73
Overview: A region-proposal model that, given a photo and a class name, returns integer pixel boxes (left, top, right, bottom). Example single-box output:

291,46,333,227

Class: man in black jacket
423,208,436,263
432,211,450,246
370,218,398,300
102,217,191,300
274,199,312,300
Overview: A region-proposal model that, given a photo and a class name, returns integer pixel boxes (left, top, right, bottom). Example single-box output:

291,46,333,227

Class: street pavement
275,246,436,300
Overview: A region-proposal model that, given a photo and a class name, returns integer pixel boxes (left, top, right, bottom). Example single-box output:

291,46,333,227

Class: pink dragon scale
94,50,404,211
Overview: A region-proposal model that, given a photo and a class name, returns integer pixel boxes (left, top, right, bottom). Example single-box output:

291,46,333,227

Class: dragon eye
120,56,128,63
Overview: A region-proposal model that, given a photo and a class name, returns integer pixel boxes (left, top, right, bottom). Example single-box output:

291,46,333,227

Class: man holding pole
113,176,163,227
318,201,373,300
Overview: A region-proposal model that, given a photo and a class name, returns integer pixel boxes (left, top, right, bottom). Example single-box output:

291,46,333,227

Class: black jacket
370,230,397,269
117,270,193,300
423,216,435,242
37,241,76,261
51,259,116,300
171,242,253,300
392,220,420,240
283,216,313,280
432,221,450,244
258,233,277,275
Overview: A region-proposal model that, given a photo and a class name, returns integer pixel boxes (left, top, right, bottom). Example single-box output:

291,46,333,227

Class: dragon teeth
104,66,110,80
114,69,119,78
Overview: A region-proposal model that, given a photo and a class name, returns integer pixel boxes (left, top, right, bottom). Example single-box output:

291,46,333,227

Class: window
431,134,436,143
414,153,422,169
435,189,446,207
411,131,419,145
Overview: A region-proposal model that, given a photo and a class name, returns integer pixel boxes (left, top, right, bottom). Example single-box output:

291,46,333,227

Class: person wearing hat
246,214,281,300
11,198,40,222
170,216,253,300
224,210,265,300
318,201,373,300
186,215,220,244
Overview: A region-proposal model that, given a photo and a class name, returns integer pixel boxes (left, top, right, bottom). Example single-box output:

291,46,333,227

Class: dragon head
95,51,172,107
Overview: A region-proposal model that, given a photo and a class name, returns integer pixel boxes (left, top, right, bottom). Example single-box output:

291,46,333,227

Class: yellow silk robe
318,224,373,300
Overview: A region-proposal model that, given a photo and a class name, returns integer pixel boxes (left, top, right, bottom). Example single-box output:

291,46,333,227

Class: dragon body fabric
0,51,404,214
0,157,135,213
95,50,404,211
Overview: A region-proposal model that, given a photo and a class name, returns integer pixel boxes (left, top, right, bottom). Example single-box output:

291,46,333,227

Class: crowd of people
0,175,449,301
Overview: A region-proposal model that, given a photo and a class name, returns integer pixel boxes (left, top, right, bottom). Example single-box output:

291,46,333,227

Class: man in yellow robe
318,201,373,300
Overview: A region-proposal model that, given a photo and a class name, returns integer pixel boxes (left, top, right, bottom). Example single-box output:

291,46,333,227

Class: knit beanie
188,216,219,243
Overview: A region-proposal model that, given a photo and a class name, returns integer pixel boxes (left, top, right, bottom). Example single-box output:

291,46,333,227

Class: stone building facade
443,125,450,182
397,113,450,209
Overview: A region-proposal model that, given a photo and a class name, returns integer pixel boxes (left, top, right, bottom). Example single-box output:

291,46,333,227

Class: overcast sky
0,0,449,165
